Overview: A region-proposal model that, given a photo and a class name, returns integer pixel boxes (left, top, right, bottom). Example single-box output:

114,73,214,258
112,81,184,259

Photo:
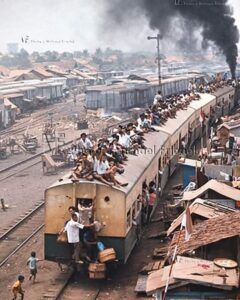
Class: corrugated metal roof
3,93,24,98
181,179,240,202
146,256,239,294
204,165,232,180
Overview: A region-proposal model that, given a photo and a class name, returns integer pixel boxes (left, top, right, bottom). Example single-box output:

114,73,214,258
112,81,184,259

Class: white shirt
118,134,131,148
79,137,93,150
64,219,84,243
153,94,162,105
78,205,92,225
96,159,109,175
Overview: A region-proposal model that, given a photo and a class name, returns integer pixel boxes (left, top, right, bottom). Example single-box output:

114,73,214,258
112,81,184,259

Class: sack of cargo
57,231,68,243
99,248,116,263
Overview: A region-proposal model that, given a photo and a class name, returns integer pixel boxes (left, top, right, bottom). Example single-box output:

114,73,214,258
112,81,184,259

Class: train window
158,157,162,170
76,198,92,208
132,201,136,220
127,209,131,229
104,196,110,203
137,195,142,212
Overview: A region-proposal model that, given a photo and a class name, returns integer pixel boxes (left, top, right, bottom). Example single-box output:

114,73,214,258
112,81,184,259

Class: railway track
0,155,42,182
0,201,44,268
55,276,104,300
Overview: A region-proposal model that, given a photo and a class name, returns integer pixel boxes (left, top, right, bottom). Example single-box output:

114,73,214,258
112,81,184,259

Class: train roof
46,88,234,196
212,86,234,97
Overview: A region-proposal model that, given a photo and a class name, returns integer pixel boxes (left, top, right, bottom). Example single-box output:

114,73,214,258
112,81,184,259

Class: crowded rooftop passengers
66,79,232,188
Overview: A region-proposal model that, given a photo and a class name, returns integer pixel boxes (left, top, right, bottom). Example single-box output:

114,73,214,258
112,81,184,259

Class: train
44,83,236,264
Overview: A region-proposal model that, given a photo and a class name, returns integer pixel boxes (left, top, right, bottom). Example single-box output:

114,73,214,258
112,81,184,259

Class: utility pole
147,33,162,88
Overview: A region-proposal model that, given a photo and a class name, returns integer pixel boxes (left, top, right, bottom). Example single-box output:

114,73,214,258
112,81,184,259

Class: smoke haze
102,0,239,77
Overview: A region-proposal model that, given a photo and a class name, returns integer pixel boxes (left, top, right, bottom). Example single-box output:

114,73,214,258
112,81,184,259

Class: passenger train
44,84,236,264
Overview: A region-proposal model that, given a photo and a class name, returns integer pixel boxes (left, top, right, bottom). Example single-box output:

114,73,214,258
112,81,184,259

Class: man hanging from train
60,213,95,263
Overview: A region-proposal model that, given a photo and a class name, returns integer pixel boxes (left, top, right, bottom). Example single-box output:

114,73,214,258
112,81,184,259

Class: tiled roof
167,198,237,236
169,212,240,255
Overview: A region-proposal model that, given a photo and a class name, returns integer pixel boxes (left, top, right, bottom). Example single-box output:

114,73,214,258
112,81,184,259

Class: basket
89,271,106,279
88,263,106,279
88,263,106,272
98,248,116,263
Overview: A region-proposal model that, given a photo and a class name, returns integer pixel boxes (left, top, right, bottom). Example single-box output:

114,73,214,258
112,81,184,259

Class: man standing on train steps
62,213,95,263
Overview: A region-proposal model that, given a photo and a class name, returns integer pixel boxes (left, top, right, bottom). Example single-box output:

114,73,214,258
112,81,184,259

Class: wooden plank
135,275,148,293
153,247,168,259
140,260,164,275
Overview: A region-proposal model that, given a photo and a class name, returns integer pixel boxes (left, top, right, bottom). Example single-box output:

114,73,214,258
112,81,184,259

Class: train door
158,156,162,188
179,133,182,151
76,198,94,224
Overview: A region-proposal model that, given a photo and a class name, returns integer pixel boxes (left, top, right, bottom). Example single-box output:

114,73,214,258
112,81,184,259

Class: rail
0,201,44,268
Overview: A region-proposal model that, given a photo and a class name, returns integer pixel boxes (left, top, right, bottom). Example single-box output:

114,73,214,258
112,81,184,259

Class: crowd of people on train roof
59,78,233,188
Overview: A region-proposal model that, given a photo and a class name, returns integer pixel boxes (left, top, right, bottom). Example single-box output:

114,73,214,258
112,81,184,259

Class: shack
181,179,240,209
167,198,237,236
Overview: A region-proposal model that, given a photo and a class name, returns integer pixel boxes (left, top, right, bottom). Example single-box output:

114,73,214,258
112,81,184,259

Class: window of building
127,208,131,229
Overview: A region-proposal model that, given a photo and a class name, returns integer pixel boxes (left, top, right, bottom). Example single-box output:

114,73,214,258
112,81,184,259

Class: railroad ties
0,201,44,267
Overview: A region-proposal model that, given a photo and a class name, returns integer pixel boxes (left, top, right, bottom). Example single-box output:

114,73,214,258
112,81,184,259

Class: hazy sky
0,0,239,53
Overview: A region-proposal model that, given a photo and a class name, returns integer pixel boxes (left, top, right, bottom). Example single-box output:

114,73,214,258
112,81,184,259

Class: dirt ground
0,229,72,300
0,165,182,300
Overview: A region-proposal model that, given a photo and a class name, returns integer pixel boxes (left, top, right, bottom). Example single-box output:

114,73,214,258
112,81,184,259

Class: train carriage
44,130,170,264
44,85,236,265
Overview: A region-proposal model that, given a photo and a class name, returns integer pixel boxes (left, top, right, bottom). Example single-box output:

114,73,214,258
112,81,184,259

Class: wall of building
86,77,196,113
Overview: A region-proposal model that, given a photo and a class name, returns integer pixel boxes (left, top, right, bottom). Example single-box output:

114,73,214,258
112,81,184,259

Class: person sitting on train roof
150,108,161,126
78,133,93,152
136,114,147,132
110,135,128,162
118,128,131,149
94,152,128,188
67,144,79,164
106,142,125,167
70,152,94,182
129,126,147,150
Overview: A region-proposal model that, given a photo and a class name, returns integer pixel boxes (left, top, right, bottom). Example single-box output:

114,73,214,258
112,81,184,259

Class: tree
92,56,103,65
16,48,31,67
95,48,103,57
44,51,59,61
82,49,89,58
73,51,82,58
60,52,73,59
